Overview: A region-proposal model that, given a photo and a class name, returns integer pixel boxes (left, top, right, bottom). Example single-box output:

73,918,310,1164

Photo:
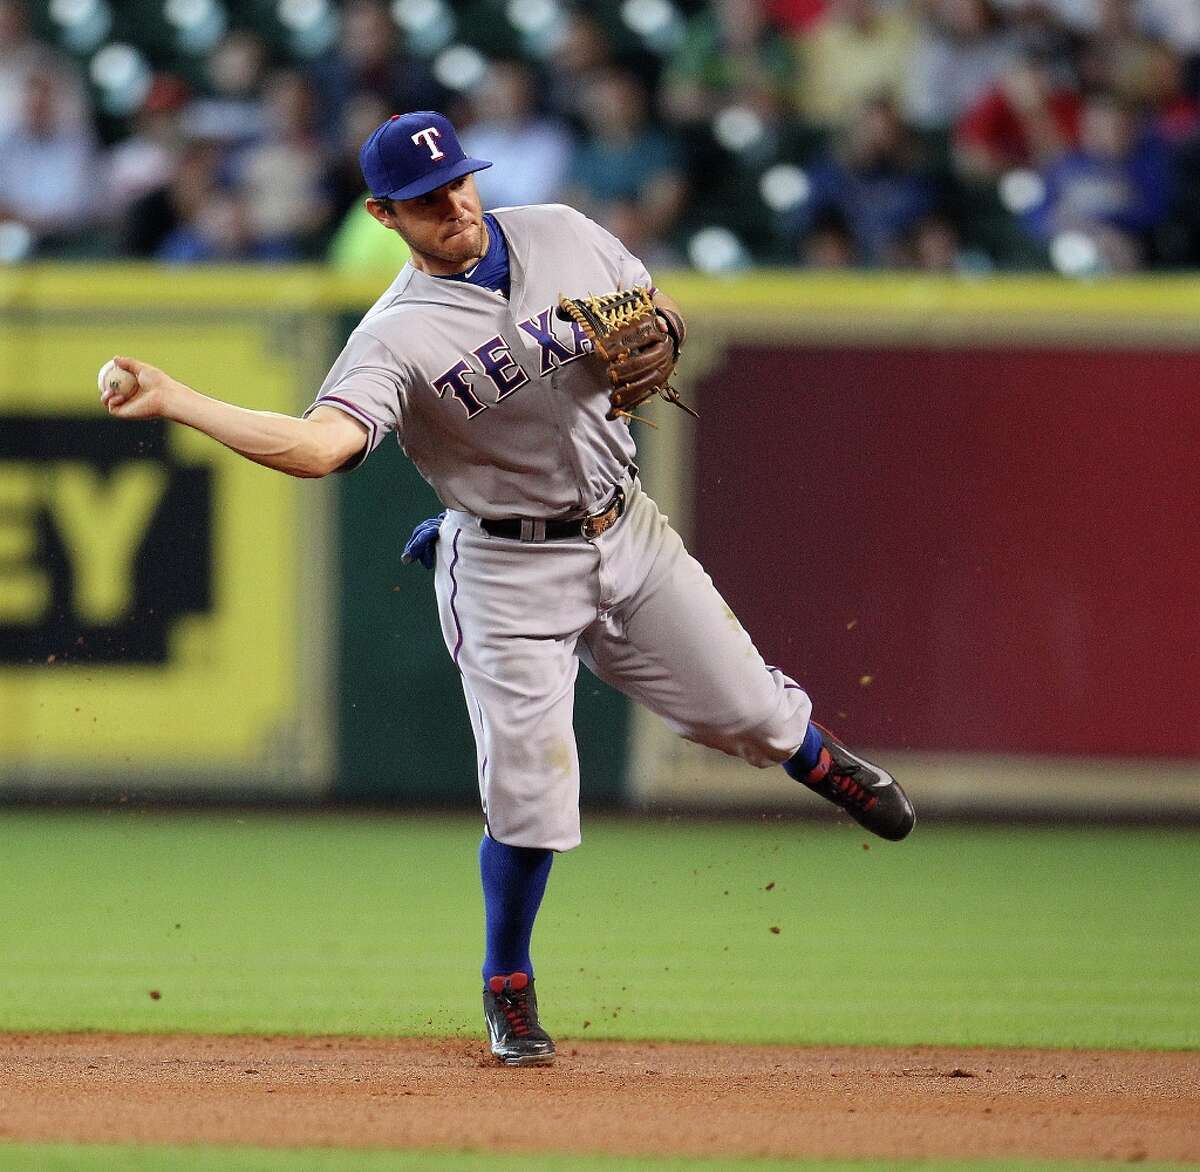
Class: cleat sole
494,1049,555,1067
494,1046,554,1065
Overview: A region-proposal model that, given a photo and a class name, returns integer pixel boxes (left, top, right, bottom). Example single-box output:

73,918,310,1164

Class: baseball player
101,110,914,1068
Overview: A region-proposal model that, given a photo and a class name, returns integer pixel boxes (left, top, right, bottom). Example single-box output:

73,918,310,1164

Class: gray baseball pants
434,477,812,850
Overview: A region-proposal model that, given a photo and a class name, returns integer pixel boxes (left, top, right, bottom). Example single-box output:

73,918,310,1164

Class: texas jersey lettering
304,204,640,520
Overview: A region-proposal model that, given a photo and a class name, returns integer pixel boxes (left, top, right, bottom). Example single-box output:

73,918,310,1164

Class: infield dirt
1,1034,1197,1163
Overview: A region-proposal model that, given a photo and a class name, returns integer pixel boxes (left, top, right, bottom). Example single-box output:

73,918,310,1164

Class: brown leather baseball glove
557,288,697,422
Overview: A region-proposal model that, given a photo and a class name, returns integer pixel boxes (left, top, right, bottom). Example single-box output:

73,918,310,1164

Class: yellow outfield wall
0,271,338,794
7,265,1200,330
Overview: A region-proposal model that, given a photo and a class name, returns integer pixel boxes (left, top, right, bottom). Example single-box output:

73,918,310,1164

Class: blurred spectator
953,53,1082,179
902,209,989,270
460,62,573,209
181,30,268,146
771,0,832,34
543,11,615,128
908,211,965,269
158,190,280,263
1138,0,1200,54
1004,2,1079,66
1022,91,1173,267
795,0,917,131
787,97,937,264
565,69,686,263
2,0,1197,273
327,200,413,274
308,0,444,141
318,87,416,269
323,90,389,233
1171,124,1200,264
232,71,332,258
104,76,190,219
0,68,94,252
1077,0,1168,102
661,0,797,126
800,210,859,266
0,0,88,138
123,139,222,258
991,0,1098,35
1138,39,1200,144
904,0,1020,130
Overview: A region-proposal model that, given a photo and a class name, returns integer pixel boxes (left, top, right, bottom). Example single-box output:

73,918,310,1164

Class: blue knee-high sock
480,834,553,982
782,721,824,780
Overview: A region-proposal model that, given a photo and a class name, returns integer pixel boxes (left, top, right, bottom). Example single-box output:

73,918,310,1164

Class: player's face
373,175,486,275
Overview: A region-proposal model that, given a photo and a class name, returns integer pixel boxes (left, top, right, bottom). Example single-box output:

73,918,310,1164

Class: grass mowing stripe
0,812,1197,1048
0,1147,1195,1172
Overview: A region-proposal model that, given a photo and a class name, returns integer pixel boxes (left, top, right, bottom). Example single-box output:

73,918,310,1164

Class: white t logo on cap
411,127,445,161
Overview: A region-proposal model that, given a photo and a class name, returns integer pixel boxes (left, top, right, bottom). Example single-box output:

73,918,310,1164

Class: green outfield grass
0,1147,1193,1172
1,811,1197,1049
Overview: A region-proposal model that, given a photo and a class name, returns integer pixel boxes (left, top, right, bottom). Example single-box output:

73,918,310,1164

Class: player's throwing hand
98,356,176,420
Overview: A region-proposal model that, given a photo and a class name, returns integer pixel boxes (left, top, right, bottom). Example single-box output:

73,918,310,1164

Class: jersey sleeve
594,220,654,292
557,205,654,293
617,241,654,293
303,330,404,471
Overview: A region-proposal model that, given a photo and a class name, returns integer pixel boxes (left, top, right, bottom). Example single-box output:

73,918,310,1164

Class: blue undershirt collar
438,213,510,299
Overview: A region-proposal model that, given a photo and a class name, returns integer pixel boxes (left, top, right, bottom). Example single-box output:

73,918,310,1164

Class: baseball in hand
98,359,136,399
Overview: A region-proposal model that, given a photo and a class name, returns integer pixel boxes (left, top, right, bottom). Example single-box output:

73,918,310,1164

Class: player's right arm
101,356,368,478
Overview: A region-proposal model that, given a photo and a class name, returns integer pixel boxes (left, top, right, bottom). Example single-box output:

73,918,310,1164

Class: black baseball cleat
799,724,915,841
483,972,555,1067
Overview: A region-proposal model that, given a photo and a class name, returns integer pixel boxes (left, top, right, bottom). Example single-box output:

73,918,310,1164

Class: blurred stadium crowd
2,0,1199,274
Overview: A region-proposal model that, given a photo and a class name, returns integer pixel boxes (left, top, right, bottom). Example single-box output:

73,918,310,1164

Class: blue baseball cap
360,110,492,201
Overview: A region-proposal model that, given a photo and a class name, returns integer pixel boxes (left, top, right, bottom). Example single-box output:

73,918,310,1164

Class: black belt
481,487,626,542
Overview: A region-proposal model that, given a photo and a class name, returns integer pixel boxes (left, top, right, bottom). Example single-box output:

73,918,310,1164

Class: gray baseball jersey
305,203,649,518
309,203,812,850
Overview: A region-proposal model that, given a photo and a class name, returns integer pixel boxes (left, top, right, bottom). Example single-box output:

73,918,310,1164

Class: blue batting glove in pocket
401,512,445,570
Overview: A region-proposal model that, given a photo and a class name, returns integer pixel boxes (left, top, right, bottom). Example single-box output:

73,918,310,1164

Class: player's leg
580,482,809,761
435,521,595,852
477,832,555,1066
581,482,914,840
449,650,574,1067
479,834,553,982
438,614,549,1003
458,667,558,1011
433,519,599,1064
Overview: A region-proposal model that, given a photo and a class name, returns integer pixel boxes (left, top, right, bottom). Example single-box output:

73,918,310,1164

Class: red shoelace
489,974,533,1036
831,771,878,812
